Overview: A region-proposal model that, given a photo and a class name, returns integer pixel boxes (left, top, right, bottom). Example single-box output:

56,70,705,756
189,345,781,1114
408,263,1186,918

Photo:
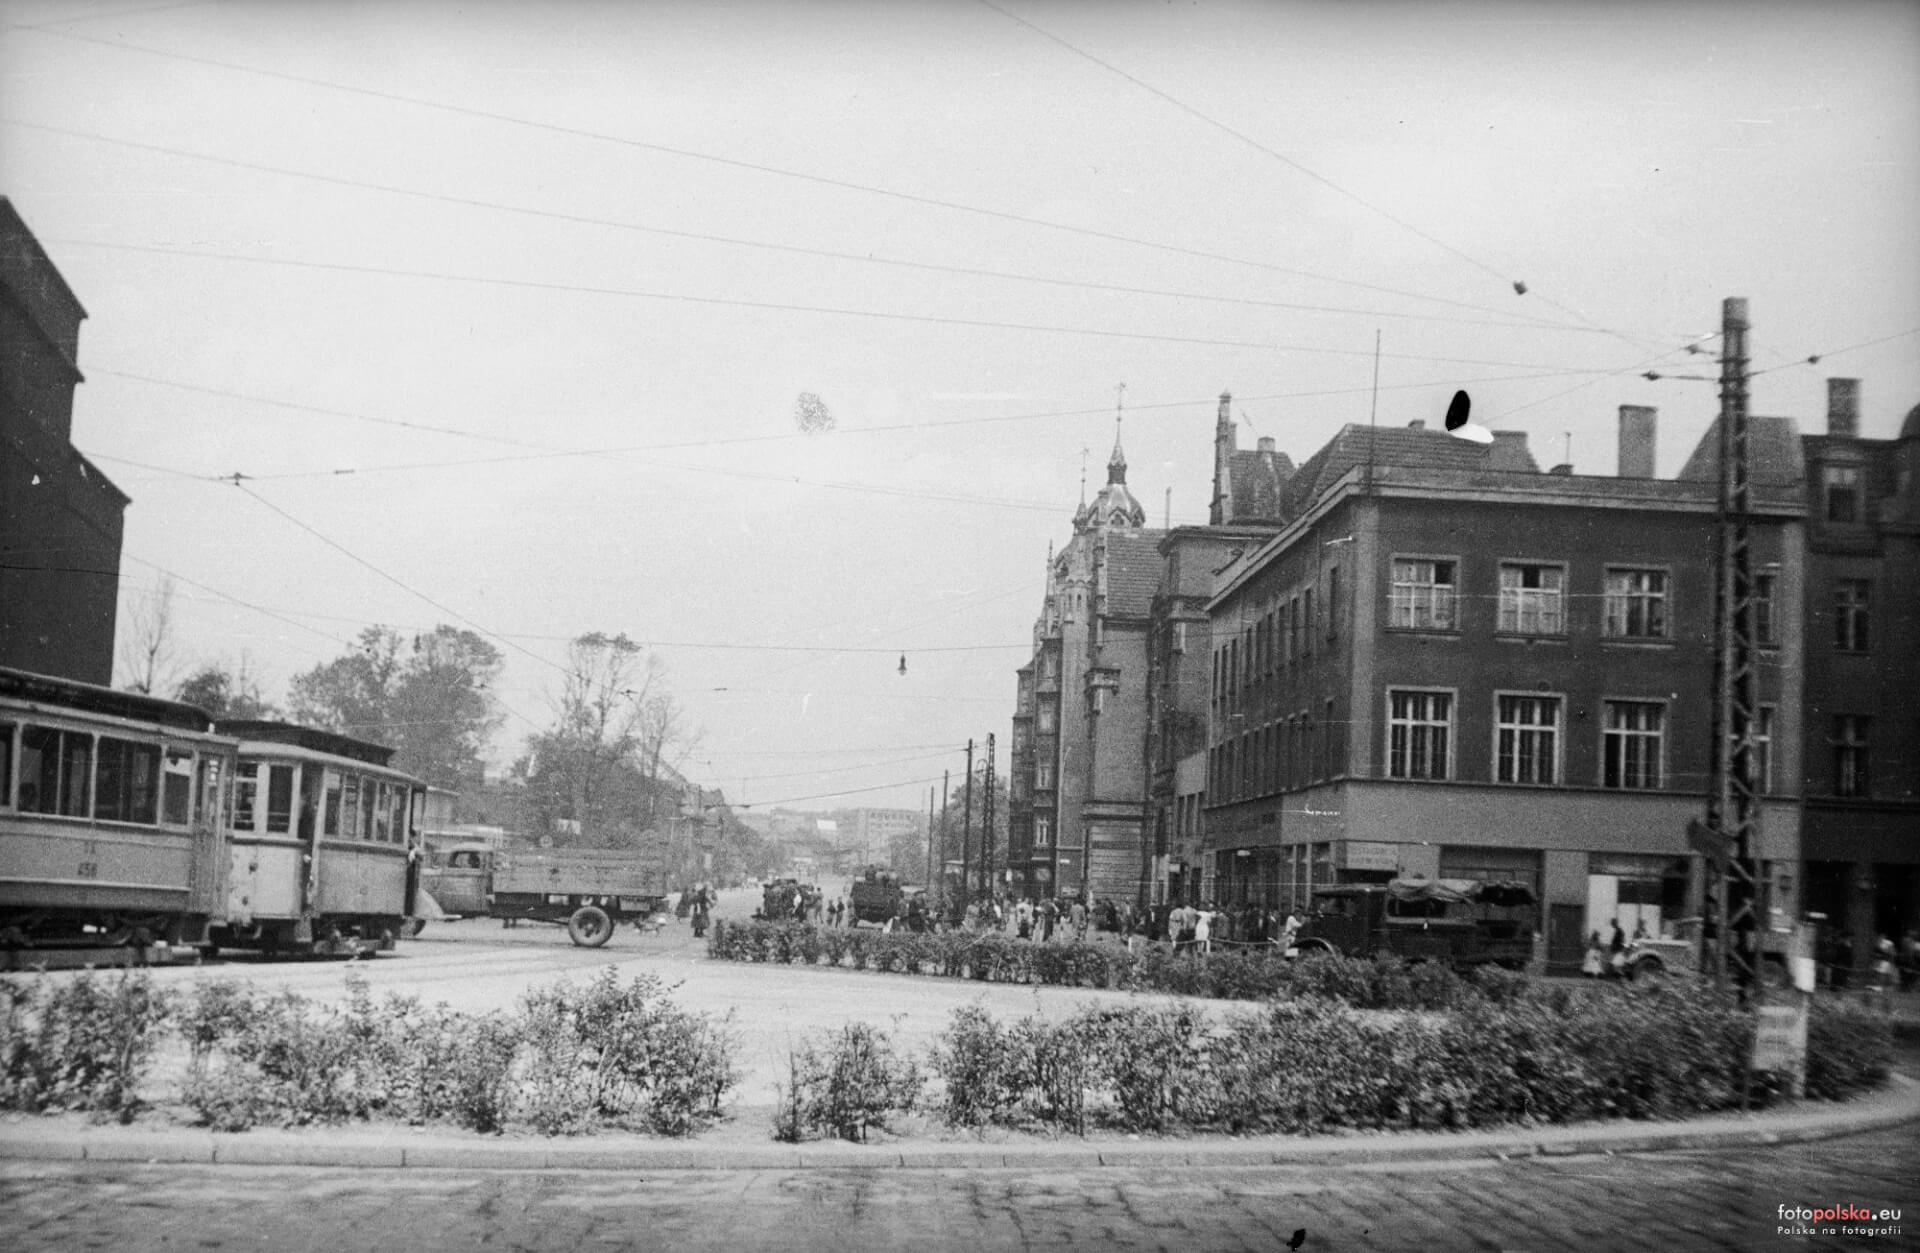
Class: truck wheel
567,906,613,948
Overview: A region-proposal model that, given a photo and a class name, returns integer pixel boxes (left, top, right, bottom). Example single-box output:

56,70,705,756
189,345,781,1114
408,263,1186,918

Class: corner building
1201,411,1806,974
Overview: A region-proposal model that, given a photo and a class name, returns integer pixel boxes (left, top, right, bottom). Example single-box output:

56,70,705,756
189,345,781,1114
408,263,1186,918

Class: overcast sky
4,0,1916,814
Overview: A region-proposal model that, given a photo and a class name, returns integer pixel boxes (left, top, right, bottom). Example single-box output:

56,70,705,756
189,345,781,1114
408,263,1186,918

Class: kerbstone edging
2,1075,1914,1172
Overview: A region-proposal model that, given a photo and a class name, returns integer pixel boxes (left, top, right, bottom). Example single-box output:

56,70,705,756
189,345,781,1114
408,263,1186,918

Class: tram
0,667,234,952
0,665,425,960
210,720,425,956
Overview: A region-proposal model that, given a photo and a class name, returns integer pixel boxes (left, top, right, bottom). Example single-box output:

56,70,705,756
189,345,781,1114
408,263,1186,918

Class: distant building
1793,379,1920,964
0,198,127,684
1008,423,1164,902
1143,394,1292,904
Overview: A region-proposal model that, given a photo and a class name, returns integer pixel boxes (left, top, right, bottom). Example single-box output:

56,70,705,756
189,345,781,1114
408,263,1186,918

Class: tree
929,770,1010,895
287,625,503,797
518,633,662,846
174,655,280,720
118,575,182,695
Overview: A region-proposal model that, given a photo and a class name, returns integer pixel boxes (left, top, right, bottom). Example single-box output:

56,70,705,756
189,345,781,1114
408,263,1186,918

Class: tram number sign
76,862,99,878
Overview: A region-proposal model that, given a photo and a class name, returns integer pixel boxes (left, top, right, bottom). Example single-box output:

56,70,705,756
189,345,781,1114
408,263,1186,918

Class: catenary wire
2,30,1586,327
5,119,1596,335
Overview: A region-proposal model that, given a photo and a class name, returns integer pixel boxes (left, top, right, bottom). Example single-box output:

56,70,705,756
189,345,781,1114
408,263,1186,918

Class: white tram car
0,666,424,959
210,720,424,955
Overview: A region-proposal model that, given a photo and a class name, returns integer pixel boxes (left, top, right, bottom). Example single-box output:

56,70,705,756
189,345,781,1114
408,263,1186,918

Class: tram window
373,782,393,842
0,722,13,809
162,749,194,826
234,766,259,832
20,726,91,817
361,778,377,841
265,765,295,834
390,787,407,844
341,776,361,840
322,772,342,836
297,766,321,840
96,737,161,825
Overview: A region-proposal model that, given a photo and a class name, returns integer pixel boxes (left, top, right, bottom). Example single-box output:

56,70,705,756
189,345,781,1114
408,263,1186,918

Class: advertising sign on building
1340,841,1401,873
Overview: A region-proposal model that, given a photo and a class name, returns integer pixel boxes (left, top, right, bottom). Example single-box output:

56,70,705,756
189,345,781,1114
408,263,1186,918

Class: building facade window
1498,563,1566,634
1834,580,1871,652
1833,715,1871,798
1824,465,1861,522
1390,559,1458,630
1604,568,1668,638
1495,695,1560,785
1033,815,1052,847
1035,761,1054,790
1602,701,1665,789
1387,690,1452,780
1326,567,1341,639
1036,703,1056,734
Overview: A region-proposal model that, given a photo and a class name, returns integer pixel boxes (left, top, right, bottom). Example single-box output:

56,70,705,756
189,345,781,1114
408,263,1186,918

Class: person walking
1015,897,1033,940
1069,897,1089,942
1195,904,1215,956
1040,897,1058,942
1608,919,1628,978
1582,929,1606,978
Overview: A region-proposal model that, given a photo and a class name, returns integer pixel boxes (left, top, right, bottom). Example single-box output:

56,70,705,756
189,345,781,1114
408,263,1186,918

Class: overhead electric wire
117,552,552,736
10,26,1588,326
53,237,1283,353
1748,326,1920,378
52,237,1647,375
7,119,1592,335
230,482,572,685
978,0,1672,357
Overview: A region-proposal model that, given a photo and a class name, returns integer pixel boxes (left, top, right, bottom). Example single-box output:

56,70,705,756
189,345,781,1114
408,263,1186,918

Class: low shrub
0,970,170,1122
774,1022,921,1143
1803,997,1892,1100
516,967,736,1137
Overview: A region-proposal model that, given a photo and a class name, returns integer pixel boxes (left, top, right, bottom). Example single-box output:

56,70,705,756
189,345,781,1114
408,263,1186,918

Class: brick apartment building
1794,380,1920,962
1200,408,1808,974
0,198,127,684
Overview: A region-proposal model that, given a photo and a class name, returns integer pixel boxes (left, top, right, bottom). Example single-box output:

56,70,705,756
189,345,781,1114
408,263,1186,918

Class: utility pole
1704,296,1763,1004
982,733,996,899
961,739,975,903
925,785,935,891
939,769,950,907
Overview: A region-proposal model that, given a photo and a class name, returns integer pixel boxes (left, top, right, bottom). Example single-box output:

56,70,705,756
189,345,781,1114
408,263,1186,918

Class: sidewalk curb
4,1076,1915,1173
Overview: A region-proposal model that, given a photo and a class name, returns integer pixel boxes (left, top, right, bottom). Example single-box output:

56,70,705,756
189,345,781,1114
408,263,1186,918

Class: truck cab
1294,877,1537,969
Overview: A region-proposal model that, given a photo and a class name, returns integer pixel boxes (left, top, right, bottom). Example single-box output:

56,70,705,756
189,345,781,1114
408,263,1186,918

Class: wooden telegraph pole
982,733,996,900
961,739,975,903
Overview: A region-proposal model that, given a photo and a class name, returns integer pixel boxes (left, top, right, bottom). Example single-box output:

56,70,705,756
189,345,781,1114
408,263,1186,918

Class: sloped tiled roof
1225,449,1293,522
1676,415,1805,490
1102,529,1168,618
1281,424,1538,517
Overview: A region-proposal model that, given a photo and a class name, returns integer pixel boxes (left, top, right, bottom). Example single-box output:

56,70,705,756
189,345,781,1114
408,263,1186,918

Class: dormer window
1824,465,1862,522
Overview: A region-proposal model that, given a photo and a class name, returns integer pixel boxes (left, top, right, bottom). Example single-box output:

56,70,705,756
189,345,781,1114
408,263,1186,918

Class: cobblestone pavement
2,1120,1913,1253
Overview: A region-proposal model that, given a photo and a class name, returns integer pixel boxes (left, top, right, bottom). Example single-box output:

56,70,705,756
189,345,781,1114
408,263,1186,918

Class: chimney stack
1618,405,1657,478
1256,436,1275,454
1827,378,1860,438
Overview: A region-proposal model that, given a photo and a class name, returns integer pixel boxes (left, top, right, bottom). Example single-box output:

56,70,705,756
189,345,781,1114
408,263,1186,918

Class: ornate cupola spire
1081,382,1145,530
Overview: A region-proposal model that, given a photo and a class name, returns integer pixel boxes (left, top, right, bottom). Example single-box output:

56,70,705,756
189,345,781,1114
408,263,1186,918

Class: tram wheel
567,906,613,948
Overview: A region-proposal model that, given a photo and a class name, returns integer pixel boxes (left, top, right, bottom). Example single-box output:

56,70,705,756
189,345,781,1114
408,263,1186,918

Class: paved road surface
2,1120,1914,1253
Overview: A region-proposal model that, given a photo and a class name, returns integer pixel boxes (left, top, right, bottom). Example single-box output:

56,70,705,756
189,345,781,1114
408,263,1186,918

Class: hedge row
707,918,1507,1008
3,967,737,1135
909,985,1890,1137
2,966,1892,1142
